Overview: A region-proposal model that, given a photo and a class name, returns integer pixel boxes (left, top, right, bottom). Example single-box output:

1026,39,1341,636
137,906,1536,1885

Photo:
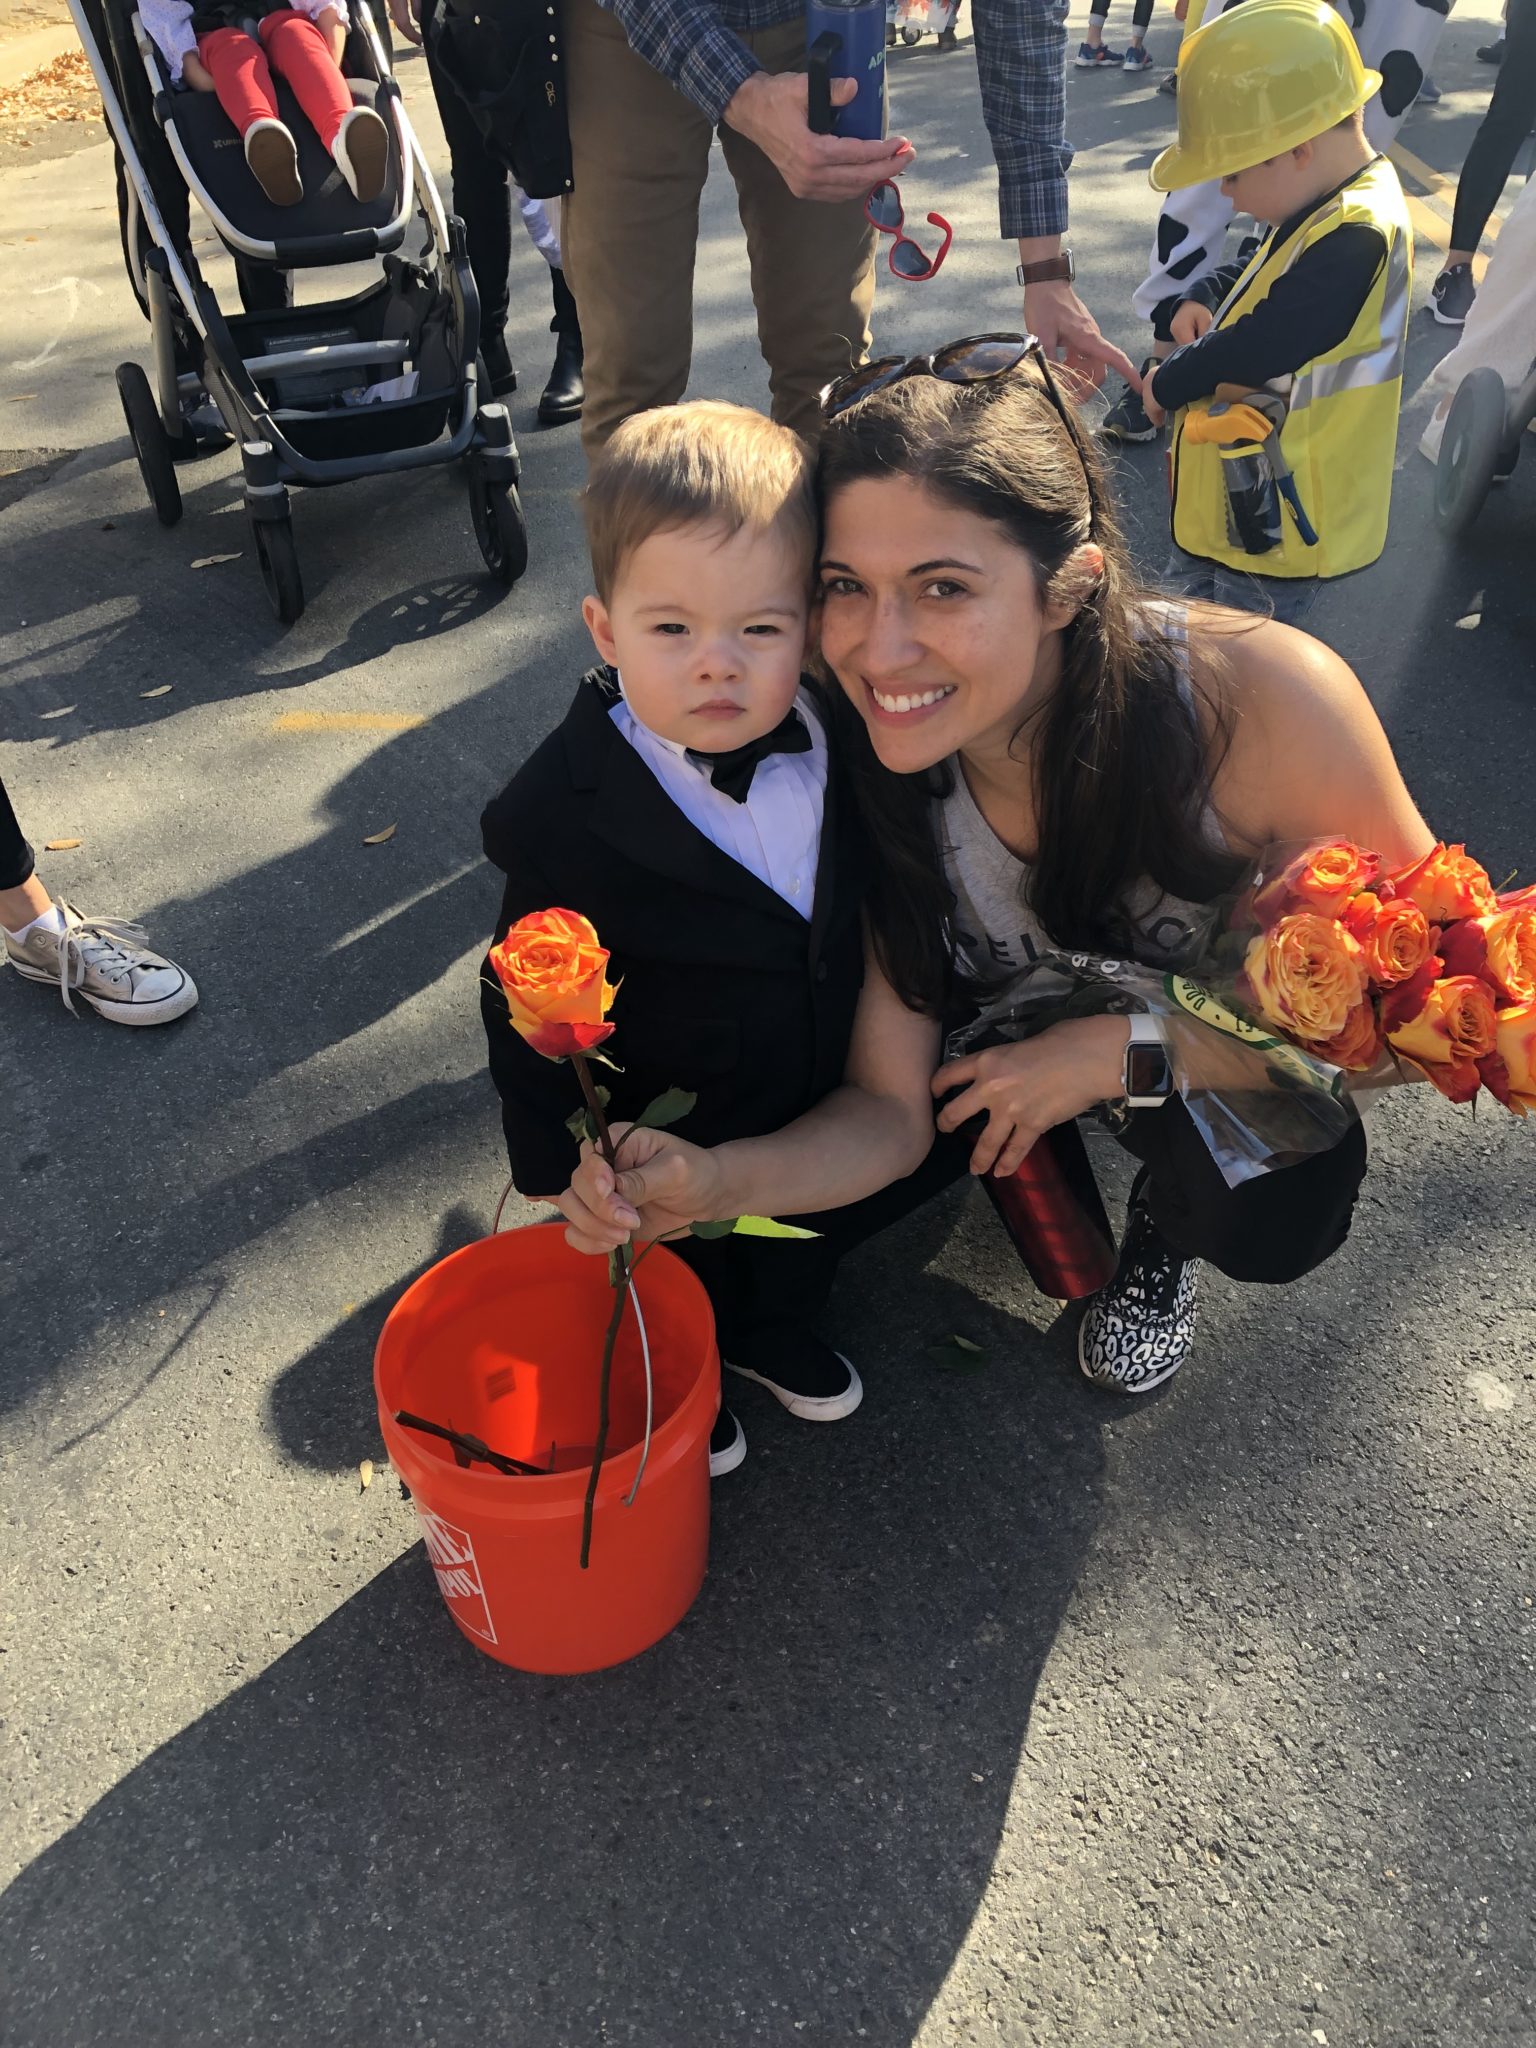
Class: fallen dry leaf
190,552,242,569
140,685,173,698
43,837,82,851
359,1459,374,1491
38,706,76,720
9,393,39,403
1454,614,1482,631
362,823,397,845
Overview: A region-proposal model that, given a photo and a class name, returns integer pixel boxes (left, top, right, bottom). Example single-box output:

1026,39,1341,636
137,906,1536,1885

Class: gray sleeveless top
938,605,1225,977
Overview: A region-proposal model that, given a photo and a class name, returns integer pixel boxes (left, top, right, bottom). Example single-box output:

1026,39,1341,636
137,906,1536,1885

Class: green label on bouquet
1163,975,1345,1100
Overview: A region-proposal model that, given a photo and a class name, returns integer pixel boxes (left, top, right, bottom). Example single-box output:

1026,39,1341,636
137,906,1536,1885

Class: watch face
1126,1043,1173,1101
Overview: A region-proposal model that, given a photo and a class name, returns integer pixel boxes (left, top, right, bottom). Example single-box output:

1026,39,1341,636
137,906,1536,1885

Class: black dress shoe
538,332,585,425
482,331,518,399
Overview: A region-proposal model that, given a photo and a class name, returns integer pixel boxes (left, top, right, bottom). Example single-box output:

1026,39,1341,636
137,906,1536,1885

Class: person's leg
1446,0,1536,260
1080,0,1119,57
1212,564,1319,627
0,775,44,917
562,0,713,457
421,3,514,363
1118,1098,1368,1285
1161,543,1219,605
258,10,353,149
717,17,877,440
198,26,281,134
1123,0,1154,63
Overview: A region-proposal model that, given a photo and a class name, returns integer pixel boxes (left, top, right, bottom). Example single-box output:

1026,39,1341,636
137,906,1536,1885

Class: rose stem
572,1051,630,1571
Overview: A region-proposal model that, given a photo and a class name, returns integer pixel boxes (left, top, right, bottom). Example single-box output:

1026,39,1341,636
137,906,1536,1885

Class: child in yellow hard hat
1139,0,1412,624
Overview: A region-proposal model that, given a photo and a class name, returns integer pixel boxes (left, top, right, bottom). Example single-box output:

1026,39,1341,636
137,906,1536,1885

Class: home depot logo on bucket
417,1509,498,1646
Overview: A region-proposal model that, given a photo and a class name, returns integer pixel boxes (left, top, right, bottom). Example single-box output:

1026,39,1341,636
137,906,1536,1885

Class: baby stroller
1434,359,1536,538
71,0,526,622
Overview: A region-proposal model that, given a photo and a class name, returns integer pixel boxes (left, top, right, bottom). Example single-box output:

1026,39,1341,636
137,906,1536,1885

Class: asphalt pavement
1,7,1533,2044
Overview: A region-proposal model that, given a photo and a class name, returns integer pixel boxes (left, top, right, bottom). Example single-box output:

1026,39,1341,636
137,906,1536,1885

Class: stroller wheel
468,464,530,588
1435,367,1508,539
116,362,183,528
253,511,306,624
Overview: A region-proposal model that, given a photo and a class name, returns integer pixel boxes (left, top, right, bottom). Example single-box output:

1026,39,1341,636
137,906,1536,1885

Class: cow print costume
1131,0,1447,338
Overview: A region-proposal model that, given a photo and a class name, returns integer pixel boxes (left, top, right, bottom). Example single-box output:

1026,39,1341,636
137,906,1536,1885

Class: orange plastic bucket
374,1224,717,1674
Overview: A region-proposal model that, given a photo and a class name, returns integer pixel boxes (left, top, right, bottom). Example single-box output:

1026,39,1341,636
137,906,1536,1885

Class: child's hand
1174,0,1188,20
386,0,422,43
316,4,347,59
183,52,216,90
1141,366,1167,430
1170,300,1214,347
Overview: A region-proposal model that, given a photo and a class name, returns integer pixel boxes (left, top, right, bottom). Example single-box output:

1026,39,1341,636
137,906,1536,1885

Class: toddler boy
479,401,868,1476
1140,0,1412,622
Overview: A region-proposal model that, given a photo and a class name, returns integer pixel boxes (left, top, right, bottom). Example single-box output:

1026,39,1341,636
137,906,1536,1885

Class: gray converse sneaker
4,901,198,1026
1078,1189,1199,1394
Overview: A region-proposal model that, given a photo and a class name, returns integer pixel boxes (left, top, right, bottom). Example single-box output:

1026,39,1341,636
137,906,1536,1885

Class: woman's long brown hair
816,368,1245,1015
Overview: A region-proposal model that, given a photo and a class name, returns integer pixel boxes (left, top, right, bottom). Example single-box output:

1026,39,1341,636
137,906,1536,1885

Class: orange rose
1254,840,1379,925
1314,997,1383,1072
1386,973,1498,1103
1340,891,1433,989
1482,1003,1536,1117
1386,842,1496,923
1241,912,1369,1044
1438,904,1536,1006
489,908,617,1060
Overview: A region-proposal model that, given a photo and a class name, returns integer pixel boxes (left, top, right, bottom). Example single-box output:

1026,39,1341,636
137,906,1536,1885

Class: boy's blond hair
582,400,817,603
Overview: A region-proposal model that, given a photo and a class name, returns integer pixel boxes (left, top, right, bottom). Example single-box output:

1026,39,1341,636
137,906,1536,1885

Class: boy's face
583,520,811,755
1219,144,1315,224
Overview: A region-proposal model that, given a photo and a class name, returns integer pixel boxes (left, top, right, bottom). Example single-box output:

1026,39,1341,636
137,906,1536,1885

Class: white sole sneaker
244,118,302,206
332,105,389,204
724,1353,863,1422
709,1409,747,1478
4,904,199,1026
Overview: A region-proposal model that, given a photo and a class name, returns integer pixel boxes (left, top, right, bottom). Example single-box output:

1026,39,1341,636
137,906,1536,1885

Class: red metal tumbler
983,1121,1117,1301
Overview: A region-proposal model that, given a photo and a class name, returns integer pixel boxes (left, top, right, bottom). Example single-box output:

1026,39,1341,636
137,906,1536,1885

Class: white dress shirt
608,687,827,919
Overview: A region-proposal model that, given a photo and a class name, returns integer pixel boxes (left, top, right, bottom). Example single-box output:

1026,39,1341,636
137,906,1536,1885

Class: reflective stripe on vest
1169,156,1413,580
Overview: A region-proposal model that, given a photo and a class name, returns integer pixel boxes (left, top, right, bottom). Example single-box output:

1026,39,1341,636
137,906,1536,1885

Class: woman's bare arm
1198,615,1436,868
558,937,941,1254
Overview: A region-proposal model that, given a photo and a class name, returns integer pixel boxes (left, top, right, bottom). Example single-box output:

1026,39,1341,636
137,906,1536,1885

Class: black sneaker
1077,1189,1199,1395
1157,68,1178,95
710,1404,746,1478
725,1330,863,1421
1431,264,1476,328
1100,361,1160,443
1477,36,1504,62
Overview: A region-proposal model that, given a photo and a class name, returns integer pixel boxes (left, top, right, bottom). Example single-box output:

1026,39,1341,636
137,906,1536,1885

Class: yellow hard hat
1150,0,1381,192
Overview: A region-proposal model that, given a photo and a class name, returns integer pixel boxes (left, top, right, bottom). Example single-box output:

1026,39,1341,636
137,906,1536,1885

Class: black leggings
0,774,35,894
677,1099,1368,1353
1089,0,1156,28
1450,0,1536,253
421,0,514,340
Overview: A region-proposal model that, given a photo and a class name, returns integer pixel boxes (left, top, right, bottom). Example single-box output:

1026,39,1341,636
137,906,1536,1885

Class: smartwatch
1122,1013,1174,1110
1017,248,1076,287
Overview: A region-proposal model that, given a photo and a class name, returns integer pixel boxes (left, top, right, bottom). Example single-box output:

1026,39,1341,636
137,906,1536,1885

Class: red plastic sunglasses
865,179,952,282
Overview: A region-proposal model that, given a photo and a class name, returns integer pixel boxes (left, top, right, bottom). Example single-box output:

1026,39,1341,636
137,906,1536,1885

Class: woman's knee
1146,1118,1369,1285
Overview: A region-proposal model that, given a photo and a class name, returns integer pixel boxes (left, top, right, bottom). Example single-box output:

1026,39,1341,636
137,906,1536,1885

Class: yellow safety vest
1168,155,1412,579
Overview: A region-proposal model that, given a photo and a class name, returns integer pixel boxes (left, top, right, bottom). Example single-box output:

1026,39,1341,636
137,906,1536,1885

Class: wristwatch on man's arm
1122,1012,1174,1110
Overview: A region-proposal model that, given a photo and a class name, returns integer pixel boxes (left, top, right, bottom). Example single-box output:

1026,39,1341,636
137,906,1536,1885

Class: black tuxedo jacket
479,669,869,1197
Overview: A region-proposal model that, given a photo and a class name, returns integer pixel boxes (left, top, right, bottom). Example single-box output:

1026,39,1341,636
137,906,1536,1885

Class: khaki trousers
561,0,878,455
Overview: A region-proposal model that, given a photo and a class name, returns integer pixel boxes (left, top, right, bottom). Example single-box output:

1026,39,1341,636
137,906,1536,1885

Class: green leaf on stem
731,1215,822,1240
688,1219,737,1240
926,1335,989,1373
632,1086,698,1131
565,1106,596,1145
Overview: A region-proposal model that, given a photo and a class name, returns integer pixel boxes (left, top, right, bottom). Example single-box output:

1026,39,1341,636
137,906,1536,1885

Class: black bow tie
686,708,812,803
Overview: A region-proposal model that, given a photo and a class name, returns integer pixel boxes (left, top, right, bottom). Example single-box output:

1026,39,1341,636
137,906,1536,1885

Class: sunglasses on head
820,331,1101,522
865,179,953,281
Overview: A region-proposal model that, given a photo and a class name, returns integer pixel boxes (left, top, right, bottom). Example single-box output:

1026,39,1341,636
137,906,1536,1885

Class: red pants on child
197,10,353,152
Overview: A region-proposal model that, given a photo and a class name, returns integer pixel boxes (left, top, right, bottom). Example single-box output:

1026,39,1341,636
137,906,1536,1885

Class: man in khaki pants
562,0,913,455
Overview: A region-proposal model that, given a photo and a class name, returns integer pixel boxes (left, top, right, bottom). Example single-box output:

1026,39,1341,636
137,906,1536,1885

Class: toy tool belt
1183,390,1318,558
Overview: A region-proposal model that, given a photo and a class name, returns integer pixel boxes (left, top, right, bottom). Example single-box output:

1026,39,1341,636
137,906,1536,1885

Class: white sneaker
244,117,302,206
4,901,198,1026
331,104,389,204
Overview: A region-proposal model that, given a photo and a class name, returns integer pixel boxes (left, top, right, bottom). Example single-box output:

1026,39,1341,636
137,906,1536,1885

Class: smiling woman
557,352,1440,1399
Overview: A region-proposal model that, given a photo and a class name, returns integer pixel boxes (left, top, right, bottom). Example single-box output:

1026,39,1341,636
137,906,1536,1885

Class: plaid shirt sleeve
970,0,1075,241
597,1,761,126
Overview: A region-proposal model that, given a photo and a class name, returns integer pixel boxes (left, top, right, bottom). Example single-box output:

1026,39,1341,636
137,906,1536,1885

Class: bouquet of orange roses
950,839,1534,1193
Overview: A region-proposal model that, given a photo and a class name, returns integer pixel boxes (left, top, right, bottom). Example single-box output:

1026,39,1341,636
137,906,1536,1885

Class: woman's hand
557,1123,728,1255
1170,300,1213,347
931,1016,1131,1177
385,0,422,45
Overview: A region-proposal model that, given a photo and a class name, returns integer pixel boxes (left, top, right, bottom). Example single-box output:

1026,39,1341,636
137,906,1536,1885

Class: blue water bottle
805,0,887,141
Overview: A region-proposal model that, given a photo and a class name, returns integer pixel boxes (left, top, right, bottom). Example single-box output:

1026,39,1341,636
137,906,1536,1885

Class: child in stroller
137,0,389,207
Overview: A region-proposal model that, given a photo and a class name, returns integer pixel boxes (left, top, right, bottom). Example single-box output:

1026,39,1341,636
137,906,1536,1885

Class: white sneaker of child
331,104,389,204
244,117,303,206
